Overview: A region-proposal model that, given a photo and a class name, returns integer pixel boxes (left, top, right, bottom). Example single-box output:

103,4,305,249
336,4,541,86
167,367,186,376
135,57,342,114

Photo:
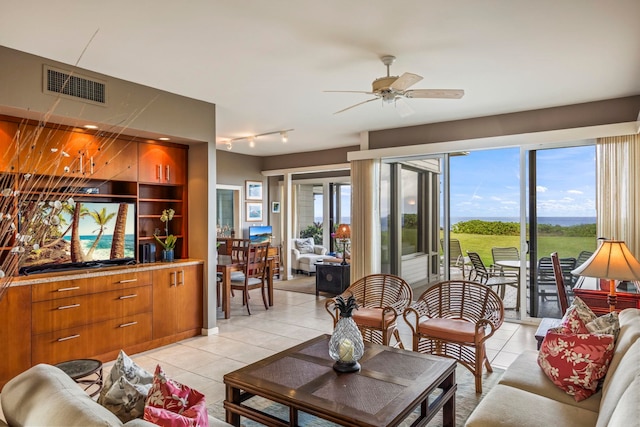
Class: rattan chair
325,274,413,348
230,242,269,315
403,280,504,393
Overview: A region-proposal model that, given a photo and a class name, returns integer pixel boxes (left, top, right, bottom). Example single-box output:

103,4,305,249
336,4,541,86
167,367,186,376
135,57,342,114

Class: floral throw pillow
98,350,154,422
537,328,615,401
143,365,208,427
561,296,620,338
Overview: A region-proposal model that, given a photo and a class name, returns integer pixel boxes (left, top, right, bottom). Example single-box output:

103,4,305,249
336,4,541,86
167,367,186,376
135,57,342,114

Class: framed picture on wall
246,202,263,222
271,201,281,213
245,180,263,200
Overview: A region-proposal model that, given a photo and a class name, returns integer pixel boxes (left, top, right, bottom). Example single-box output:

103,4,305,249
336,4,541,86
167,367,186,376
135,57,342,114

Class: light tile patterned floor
100,284,538,416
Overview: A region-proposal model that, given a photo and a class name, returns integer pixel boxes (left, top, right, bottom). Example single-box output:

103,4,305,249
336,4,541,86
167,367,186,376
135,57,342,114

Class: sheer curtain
596,134,640,256
350,159,381,281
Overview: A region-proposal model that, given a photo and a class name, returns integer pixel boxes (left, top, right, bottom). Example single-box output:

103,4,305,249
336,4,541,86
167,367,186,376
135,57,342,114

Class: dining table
217,254,274,319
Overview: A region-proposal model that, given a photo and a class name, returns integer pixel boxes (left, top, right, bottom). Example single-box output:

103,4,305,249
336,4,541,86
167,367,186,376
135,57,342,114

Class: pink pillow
537,329,615,401
143,365,208,427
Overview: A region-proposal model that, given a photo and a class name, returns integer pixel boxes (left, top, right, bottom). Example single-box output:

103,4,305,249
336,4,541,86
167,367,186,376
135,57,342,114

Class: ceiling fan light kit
326,55,465,115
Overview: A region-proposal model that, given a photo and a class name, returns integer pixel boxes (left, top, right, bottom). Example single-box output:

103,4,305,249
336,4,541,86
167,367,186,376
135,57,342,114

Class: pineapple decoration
329,294,365,372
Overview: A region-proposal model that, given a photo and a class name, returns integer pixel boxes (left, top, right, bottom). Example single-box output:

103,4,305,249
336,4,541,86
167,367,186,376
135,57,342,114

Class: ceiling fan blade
404,89,465,99
333,98,378,114
323,90,375,94
390,72,423,91
394,98,414,118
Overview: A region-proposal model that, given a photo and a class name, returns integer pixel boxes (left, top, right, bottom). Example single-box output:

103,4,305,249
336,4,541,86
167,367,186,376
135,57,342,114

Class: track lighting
219,129,294,151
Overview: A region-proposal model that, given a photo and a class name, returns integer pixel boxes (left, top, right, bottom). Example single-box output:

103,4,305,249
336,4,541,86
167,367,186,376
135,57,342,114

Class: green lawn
450,233,597,266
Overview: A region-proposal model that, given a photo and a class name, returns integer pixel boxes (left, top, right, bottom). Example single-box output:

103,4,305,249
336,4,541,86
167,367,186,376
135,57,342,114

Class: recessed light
158,137,170,141
84,124,98,129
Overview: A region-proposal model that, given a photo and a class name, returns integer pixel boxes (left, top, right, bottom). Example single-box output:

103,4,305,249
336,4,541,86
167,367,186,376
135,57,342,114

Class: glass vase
161,249,174,263
329,316,365,372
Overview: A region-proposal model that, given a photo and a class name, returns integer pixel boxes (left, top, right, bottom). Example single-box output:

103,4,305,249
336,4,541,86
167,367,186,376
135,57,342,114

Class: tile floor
0,275,540,423
101,282,539,417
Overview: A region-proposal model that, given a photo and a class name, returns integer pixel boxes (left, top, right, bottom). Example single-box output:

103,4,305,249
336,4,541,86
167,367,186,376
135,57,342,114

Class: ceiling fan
326,55,464,116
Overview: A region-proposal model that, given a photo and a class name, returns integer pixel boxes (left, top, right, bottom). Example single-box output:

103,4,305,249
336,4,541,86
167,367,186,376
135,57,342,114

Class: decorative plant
154,208,177,250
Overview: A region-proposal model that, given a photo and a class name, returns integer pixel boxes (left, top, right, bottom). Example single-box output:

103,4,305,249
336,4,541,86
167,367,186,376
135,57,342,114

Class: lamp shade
335,224,351,240
571,240,640,281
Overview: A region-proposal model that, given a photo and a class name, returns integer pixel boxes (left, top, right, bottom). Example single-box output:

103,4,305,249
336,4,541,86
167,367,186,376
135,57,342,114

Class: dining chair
404,280,504,393
550,252,571,315
230,242,270,315
467,251,520,311
325,274,413,348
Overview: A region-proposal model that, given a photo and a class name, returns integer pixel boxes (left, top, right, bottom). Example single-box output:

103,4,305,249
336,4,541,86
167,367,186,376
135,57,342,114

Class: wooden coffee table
224,334,457,426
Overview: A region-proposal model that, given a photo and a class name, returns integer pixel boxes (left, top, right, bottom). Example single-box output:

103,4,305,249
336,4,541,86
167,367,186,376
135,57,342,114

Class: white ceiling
2,1,639,156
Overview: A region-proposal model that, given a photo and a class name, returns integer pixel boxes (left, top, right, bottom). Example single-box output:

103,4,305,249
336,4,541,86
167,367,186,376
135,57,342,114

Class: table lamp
334,224,351,266
571,240,640,312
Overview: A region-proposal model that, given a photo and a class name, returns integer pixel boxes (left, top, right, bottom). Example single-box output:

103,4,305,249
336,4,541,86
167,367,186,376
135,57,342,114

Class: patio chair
440,238,472,279
325,274,413,348
571,250,593,287
403,280,504,393
491,246,520,274
536,255,576,310
467,251,520,311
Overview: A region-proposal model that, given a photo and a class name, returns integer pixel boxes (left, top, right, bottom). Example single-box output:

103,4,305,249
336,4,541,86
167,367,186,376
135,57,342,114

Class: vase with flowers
154,208,177,262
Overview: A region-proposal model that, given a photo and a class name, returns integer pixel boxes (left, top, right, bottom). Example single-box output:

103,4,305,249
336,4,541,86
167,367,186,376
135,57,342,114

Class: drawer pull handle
57,286,80,292
119,294,138,300
57,303,80,310
118,278,138,284
57,334,80,342
119,321,138,328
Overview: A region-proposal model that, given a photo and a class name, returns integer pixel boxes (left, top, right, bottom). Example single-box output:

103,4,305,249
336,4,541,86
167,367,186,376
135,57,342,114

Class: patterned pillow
538,329,615,401
295,238,314,254
561,296,620,338
98,350,154,422
143,365,208,427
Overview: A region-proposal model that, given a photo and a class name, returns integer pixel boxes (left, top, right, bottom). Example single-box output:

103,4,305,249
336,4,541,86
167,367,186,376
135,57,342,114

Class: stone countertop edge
9,259,205,287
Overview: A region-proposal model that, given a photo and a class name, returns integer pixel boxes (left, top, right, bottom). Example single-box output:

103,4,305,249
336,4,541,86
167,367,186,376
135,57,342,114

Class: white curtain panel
350,159,381,281
596,134,640,257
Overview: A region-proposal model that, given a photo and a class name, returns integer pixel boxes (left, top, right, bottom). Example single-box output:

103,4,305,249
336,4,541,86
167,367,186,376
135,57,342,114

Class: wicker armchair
325,274,413,348
403,280,504,393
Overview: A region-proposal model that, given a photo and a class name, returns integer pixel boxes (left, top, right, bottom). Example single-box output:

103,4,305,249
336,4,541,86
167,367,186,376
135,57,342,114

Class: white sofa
290,238,332,274
0,364,231,426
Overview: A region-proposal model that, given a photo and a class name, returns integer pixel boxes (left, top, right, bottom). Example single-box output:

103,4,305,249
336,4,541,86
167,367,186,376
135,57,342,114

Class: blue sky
450,146,596,218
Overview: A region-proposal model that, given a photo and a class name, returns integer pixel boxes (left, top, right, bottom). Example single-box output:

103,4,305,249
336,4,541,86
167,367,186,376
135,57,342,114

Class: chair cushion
352,307,395,329
417,317,484,343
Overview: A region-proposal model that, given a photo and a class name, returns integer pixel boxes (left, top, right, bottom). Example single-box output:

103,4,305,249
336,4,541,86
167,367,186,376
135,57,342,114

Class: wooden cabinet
0,286,31,389
30,269,154,365
138,142,186,185
152,264,203,340
0,120,18,173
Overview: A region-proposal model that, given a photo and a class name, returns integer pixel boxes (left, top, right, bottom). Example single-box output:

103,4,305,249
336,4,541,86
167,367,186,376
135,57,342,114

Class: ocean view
450,217,596,227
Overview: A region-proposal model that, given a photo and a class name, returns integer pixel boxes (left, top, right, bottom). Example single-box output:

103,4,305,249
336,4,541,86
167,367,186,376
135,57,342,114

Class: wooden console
0,260,203,389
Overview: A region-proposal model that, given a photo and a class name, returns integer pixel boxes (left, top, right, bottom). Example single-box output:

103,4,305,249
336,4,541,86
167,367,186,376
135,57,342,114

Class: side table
535,318,562,350
316,262,350,296
55,359,104,398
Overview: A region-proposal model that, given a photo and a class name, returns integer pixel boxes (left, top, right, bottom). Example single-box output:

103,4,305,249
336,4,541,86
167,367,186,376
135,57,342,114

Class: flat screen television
19,201,136,275
249,225,272,243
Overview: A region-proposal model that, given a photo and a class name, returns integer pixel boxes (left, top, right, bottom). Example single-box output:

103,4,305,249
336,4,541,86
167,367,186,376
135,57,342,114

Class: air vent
44,65,107,105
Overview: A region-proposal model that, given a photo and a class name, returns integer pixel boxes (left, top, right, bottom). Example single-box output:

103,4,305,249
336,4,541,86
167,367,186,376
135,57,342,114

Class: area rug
272,276,317,295
208,365,503,426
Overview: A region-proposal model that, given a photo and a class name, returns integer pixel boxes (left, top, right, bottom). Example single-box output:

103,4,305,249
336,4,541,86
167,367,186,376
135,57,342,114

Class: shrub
300,222,323,244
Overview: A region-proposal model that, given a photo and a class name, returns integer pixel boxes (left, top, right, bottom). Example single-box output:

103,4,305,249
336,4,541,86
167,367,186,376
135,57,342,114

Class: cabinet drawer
31,271,152,302
32,277,94,302
32,286,152,335
32,312,152,365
